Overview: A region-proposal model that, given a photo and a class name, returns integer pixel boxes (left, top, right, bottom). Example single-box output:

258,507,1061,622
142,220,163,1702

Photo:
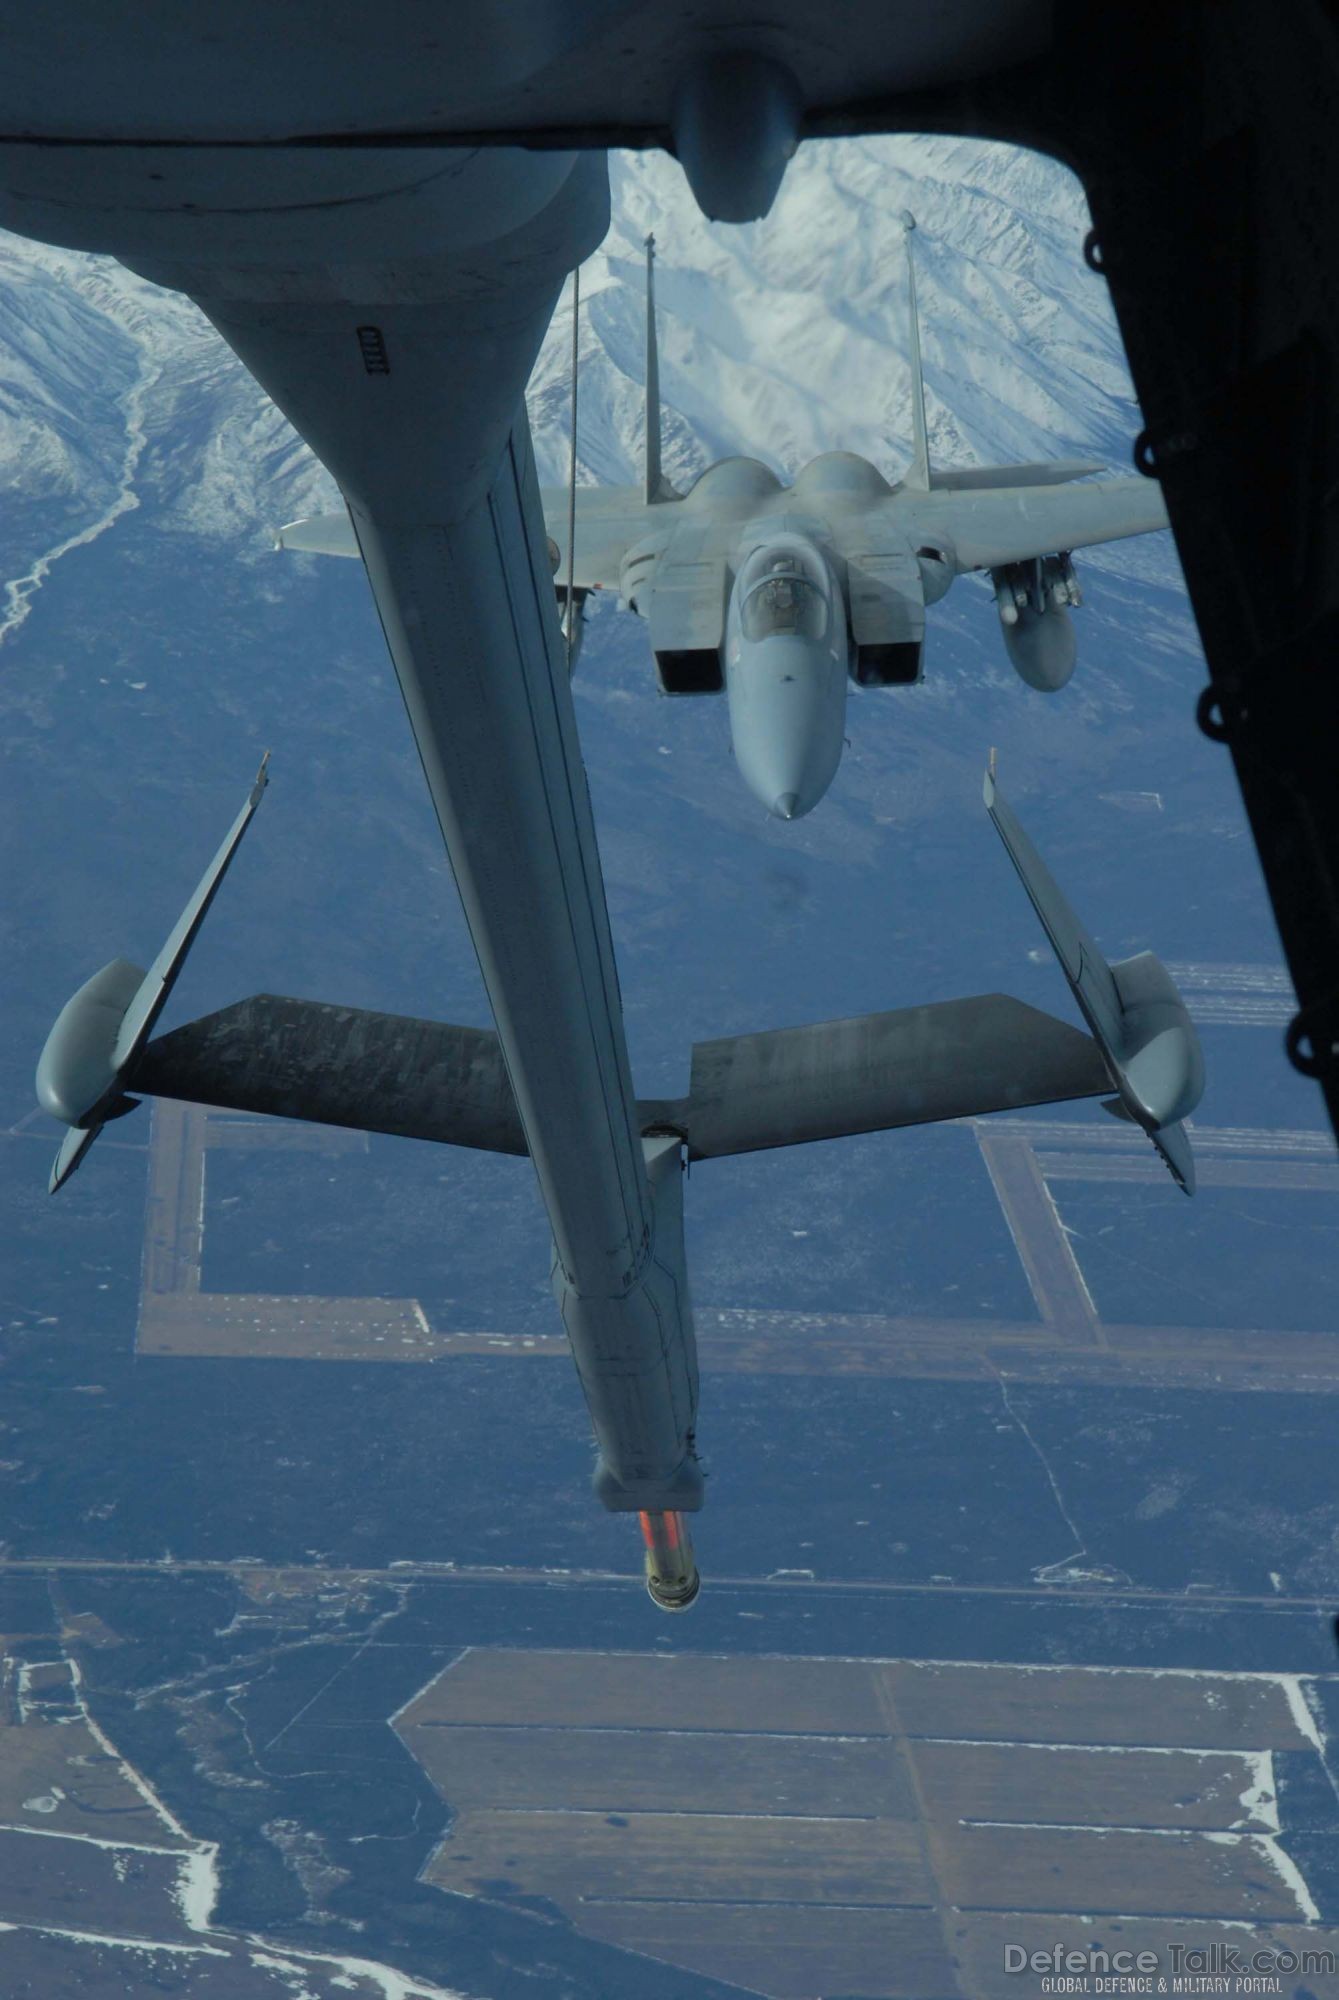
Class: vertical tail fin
900,212,931,491
644,234,677,504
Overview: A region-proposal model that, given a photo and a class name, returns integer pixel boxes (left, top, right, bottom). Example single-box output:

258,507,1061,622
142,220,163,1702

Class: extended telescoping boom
37,756,1204,1606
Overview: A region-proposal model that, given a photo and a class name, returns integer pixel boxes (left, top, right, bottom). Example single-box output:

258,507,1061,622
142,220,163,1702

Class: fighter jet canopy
737,539,833,643
741,560,829,642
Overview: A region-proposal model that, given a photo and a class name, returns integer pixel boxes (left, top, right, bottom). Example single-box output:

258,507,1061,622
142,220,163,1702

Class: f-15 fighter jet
281,218,1170,820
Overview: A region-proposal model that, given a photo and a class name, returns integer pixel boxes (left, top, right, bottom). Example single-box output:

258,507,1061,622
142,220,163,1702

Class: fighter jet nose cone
772,792,800,821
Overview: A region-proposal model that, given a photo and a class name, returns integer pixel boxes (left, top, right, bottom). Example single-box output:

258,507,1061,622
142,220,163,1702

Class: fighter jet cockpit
739,552,830,642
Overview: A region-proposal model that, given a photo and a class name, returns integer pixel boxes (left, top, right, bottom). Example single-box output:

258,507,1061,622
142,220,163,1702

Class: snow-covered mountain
0,133,1175,656
534,143,1150,523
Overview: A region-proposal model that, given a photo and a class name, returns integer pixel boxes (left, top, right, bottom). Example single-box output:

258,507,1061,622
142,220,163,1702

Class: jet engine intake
992,553,1080,691
646,554,730,693
654,644,725,694
846,547,925,685
851,638,923,687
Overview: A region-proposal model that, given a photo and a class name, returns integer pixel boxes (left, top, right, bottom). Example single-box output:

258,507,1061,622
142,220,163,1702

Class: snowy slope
0,231,331,645
534,141,1171,587
0,132,1174,650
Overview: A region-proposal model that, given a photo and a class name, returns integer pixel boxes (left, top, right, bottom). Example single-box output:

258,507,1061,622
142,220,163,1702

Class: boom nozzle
639,1509,700,1612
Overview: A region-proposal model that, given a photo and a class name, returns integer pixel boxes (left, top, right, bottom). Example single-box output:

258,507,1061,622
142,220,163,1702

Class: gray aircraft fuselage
541,437,1167,819
527,206,1171,819
722,524,850,819
278,233,1170,827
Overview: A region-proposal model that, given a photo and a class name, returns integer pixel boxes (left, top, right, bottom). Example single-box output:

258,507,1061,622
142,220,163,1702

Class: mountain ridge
0,134,1177,658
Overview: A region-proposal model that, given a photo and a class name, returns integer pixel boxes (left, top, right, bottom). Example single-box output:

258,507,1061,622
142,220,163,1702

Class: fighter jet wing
281,489,660,595
539,484,663,592
276,511,360,558
916,475,1168,570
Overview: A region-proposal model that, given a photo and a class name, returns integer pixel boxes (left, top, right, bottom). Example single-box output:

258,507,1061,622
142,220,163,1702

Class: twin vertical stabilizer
645,234,678,504
900,212,932,491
